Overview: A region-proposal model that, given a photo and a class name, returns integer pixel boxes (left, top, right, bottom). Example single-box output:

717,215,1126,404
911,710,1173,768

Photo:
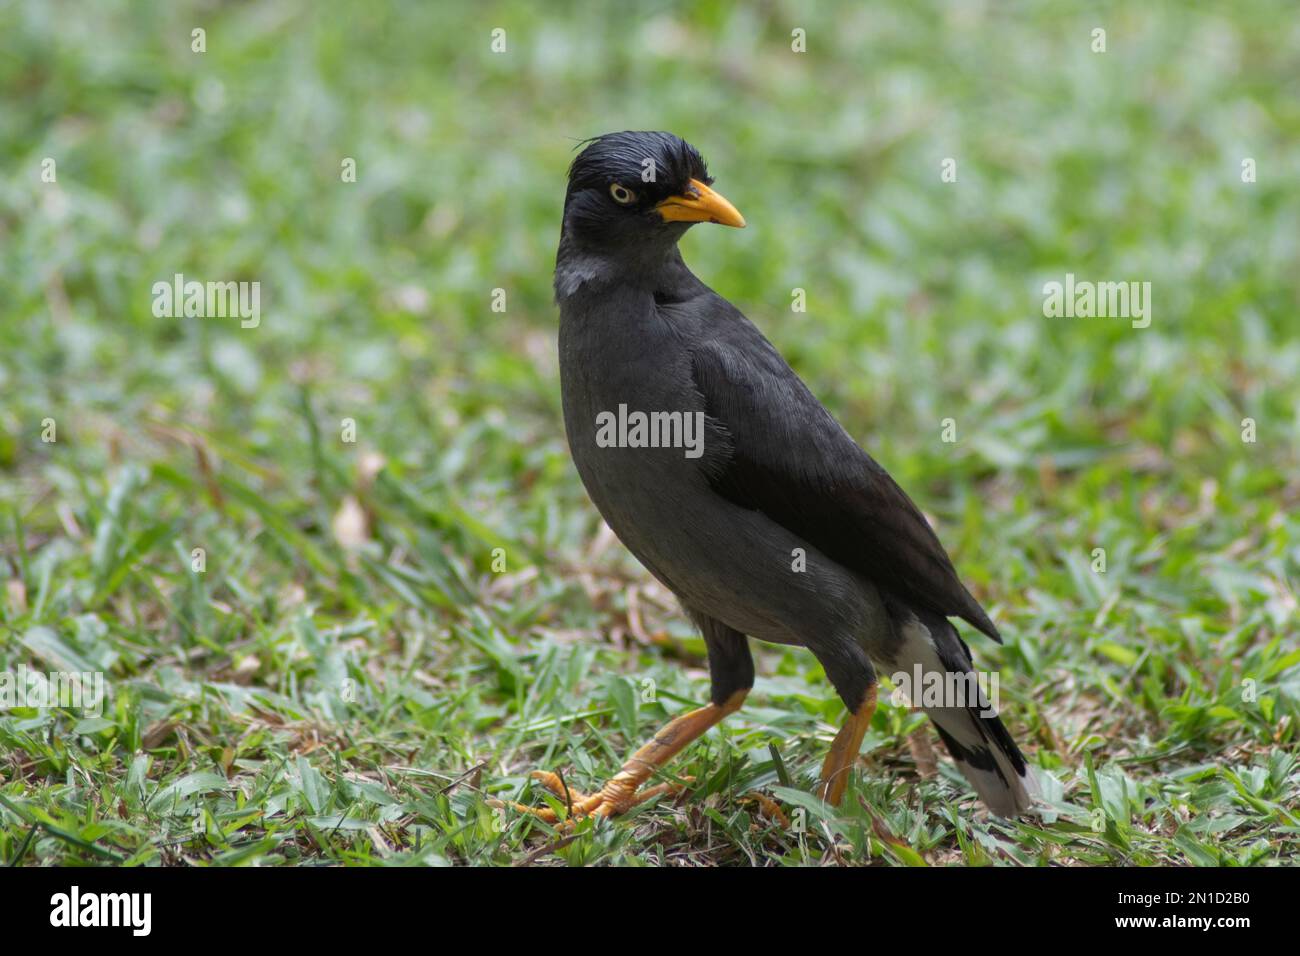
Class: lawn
0,0,1297,866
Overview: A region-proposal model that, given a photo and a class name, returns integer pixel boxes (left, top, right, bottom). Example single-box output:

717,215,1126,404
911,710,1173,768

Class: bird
512,130,1035,822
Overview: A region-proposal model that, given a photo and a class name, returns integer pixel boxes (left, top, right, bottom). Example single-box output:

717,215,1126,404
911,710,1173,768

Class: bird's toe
501,770,692,825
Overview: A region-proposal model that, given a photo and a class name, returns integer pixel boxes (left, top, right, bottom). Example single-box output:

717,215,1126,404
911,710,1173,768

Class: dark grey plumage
555,130,1034,815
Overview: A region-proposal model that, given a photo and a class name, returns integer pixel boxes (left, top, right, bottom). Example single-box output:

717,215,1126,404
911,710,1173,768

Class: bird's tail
886,608,1036,817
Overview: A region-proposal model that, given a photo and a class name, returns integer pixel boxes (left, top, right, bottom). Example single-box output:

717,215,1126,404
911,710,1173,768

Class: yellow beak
655,178,746,228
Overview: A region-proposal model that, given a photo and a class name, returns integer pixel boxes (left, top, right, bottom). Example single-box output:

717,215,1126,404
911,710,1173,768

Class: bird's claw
493,769,691,825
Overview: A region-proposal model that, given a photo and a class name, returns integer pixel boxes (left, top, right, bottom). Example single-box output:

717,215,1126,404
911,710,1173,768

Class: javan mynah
513,130,1034,822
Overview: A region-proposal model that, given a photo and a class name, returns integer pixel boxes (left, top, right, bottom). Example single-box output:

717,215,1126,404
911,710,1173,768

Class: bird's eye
609,183,637,205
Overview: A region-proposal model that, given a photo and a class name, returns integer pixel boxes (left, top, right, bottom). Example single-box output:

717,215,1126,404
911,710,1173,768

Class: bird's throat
554,232,688,303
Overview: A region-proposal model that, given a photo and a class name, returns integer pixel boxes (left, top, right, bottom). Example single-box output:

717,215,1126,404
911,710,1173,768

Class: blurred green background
0,0,1297,865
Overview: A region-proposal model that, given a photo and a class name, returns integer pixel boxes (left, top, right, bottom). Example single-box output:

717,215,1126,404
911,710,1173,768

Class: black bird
517,130,1034,820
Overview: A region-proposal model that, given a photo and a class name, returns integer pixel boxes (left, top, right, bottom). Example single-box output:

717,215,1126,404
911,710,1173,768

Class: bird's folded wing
688,325,1001,642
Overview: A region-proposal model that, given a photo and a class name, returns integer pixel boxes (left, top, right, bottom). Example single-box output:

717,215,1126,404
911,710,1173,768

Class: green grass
1,0,1297,865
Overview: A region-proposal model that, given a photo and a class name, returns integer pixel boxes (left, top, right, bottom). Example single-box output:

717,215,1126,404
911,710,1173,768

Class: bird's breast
558,298,720,544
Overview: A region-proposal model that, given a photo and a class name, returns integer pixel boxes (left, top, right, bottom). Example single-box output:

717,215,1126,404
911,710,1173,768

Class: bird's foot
740,791,790,828
494,691,745,826
497,769,689,823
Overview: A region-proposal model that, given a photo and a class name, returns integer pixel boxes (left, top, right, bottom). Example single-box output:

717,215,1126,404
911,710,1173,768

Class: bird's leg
503,689,747,822
817,685,878,806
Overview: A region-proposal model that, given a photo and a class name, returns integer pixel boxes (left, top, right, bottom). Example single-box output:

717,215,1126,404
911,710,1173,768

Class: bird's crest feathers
566,131,712,200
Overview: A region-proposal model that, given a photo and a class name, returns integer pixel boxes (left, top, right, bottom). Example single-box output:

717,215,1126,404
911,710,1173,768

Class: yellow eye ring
609,182,637,205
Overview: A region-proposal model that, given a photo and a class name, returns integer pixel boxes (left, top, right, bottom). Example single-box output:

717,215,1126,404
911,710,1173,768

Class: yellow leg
501,690,747,822
817,686,878,806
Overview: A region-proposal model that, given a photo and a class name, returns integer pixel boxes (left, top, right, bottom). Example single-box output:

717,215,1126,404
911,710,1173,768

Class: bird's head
560,131,745,258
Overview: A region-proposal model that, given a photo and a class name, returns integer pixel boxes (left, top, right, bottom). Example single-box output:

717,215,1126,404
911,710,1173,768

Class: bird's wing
688,308,1001,642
